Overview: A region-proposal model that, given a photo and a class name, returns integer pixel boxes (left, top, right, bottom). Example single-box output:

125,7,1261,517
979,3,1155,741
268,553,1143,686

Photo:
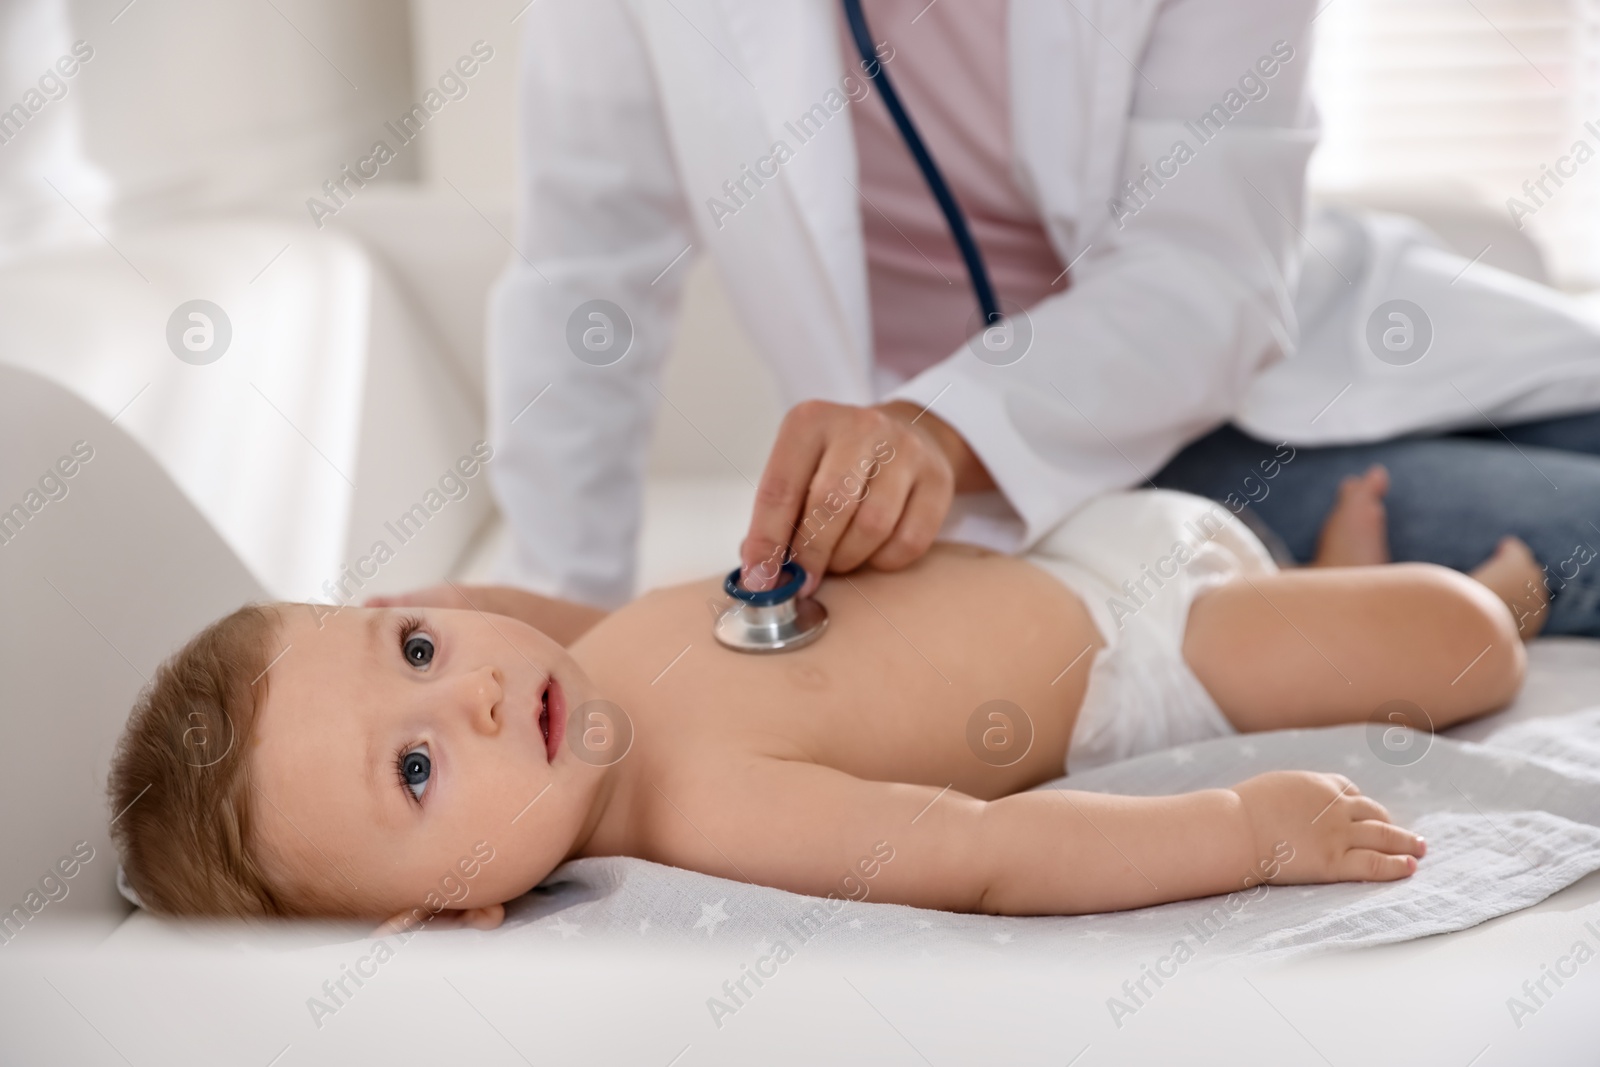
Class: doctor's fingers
808,456,921,582
740,402,846,591
866,475,952,572
743,400,912,590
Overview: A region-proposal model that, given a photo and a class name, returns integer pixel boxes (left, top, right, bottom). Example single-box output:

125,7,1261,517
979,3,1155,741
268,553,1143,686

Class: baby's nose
458,666,504,733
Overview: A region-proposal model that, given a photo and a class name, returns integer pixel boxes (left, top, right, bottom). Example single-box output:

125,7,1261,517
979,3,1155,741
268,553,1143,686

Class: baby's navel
786,663,830,693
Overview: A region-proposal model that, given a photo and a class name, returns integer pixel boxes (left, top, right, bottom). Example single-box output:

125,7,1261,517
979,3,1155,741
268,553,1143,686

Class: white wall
67,0,418,225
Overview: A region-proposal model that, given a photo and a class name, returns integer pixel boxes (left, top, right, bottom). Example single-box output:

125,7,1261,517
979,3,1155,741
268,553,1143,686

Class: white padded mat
494,707,1600,964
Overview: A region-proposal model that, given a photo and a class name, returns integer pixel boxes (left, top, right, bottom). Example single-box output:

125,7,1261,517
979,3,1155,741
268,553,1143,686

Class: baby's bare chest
570,549,1101,797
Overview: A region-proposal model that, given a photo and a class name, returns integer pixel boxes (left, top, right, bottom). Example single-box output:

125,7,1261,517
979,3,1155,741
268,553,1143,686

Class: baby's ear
370,903,505,938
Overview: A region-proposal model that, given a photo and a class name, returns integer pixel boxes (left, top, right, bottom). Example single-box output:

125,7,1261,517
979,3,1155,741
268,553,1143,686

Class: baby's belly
569,545,1102,798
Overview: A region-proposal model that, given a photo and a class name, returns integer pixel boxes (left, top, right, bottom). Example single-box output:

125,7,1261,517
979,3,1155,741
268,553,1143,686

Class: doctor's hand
740,399,994,597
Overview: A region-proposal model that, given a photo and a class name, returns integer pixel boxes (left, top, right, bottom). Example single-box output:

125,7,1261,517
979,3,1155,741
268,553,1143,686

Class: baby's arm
652,759,1422,914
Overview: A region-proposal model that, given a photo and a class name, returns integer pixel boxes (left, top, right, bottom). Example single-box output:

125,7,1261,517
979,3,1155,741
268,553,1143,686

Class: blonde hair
108,604,295,918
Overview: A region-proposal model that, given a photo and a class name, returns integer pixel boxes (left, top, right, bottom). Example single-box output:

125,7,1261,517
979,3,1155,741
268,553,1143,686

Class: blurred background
1313,0,1600,288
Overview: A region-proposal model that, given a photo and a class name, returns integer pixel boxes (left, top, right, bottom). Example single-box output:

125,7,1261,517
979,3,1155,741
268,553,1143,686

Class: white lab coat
489,0,1600,607
1240,207,1600,444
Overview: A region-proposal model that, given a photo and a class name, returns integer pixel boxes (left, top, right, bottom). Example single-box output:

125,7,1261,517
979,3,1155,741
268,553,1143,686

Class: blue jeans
1153,412,1600,636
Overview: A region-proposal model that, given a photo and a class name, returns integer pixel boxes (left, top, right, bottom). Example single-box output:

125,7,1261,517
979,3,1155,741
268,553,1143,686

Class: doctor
484,0,1600,633
489,0,1317,601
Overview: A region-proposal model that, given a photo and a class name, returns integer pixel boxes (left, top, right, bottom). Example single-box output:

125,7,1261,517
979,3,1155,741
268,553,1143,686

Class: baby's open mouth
539,677,565,763
538,684,550,753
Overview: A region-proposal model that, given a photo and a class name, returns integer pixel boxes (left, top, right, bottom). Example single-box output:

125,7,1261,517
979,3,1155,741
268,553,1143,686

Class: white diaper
1023,490,1277,773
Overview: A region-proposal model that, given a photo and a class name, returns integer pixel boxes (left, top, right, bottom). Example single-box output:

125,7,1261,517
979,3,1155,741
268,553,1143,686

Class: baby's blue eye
399,745,430,801
403,633,434,669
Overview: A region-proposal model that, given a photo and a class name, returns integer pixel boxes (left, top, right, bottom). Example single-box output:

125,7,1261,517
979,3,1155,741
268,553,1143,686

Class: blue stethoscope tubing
840,0,1002,326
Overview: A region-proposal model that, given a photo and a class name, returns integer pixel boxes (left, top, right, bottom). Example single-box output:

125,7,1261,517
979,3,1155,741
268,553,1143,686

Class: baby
109,487,1531,931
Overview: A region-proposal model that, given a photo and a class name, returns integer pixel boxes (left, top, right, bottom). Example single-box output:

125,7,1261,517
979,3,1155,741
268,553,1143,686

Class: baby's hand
1229,771,1425,885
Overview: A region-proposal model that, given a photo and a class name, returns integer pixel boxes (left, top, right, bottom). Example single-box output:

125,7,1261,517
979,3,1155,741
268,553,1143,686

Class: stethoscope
714,0,999,654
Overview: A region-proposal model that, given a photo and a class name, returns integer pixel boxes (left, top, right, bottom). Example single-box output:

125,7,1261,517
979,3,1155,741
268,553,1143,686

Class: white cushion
0,219,489,600
0,365,265,928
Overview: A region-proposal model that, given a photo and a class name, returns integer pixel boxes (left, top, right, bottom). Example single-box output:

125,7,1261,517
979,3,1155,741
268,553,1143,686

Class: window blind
1310,0,1600,287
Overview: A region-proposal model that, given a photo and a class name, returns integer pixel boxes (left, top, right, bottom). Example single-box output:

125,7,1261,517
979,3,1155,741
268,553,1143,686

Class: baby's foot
1312,465,1391,567
1470,536,1549,639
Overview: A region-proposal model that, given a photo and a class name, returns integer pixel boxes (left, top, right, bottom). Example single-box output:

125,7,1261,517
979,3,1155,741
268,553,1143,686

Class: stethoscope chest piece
714,561,829,654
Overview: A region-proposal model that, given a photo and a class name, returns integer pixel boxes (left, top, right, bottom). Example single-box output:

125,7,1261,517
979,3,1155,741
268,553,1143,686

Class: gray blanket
502,708,1600,963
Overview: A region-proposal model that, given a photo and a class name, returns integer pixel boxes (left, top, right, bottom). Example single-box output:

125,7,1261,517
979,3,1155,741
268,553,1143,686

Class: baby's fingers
1339,847,1419,882
1342,794,1394,825
1349,819,1426,859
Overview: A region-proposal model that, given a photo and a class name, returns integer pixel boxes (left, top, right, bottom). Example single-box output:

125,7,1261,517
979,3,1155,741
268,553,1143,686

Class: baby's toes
1341,848,1418,882
1361,464,1391,496
1351,819,1425,859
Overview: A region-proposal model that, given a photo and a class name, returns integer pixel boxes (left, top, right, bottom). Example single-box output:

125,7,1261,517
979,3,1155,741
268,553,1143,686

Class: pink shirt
841,0,1066,387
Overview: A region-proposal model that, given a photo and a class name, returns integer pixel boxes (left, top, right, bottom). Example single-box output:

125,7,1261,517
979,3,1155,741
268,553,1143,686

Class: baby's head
109,601,602,930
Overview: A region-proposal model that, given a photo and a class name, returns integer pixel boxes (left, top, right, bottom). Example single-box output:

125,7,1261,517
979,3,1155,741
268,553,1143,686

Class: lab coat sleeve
887,0,1319,551
487,0,695,607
